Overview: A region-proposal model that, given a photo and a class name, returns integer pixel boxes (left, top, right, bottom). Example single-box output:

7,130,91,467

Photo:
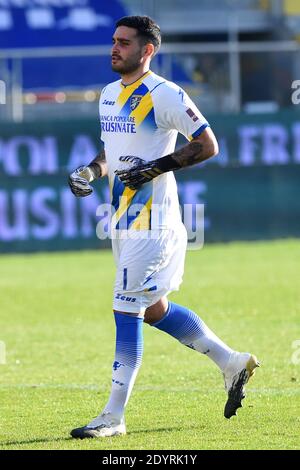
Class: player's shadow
129,424,203,435
0,425,204,447
0,436,72,447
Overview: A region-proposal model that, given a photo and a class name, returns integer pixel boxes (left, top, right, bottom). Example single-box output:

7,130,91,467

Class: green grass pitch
0,240,299,450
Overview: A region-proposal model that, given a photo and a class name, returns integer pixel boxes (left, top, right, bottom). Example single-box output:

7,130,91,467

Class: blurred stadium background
1,0,300,252
1,1,300,452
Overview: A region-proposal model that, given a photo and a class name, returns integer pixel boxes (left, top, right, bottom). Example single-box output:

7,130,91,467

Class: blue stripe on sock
114,312,144,368
151,302,207,342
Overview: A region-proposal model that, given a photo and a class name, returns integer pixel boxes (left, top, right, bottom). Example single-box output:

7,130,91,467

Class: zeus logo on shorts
115,293,136,303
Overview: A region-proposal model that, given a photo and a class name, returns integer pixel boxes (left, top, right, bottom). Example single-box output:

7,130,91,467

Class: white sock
102,313,143,421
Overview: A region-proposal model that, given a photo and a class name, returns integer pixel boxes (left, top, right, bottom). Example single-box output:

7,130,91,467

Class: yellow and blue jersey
99,70,209,231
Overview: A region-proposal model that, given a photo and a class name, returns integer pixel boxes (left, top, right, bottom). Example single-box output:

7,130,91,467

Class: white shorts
112,225,187,316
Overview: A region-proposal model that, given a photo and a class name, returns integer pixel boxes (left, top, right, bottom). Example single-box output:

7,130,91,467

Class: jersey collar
120,70,152,89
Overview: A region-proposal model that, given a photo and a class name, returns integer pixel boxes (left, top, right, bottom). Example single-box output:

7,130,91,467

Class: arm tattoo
171,141,205,168
89,149,108,178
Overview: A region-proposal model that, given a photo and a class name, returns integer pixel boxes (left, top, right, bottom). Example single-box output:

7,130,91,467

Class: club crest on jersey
130,95,143,111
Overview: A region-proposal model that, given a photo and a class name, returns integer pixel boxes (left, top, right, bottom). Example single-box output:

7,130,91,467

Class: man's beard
112,52,142,75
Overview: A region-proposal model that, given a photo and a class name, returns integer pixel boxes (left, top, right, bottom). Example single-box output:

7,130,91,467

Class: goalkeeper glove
68,163,101,197
115,154,181,190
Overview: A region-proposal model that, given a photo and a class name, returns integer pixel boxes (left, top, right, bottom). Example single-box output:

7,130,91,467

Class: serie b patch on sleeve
186,107,199,122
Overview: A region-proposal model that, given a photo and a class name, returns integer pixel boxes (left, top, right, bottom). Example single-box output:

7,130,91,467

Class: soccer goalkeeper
68,15,259,438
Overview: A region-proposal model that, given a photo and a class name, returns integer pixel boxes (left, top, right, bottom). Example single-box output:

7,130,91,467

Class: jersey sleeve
153,83,209,141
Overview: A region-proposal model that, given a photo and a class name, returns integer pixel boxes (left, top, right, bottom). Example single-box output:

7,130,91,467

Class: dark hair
116,16,161,54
